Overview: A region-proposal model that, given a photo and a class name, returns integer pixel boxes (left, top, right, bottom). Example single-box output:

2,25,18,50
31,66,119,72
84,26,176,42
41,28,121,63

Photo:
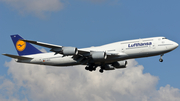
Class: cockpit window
162,37,167,39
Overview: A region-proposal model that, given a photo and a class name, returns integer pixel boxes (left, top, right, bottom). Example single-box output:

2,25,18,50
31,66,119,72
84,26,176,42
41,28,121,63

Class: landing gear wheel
89,69,93,72
85,67,89,70
159,54,164,62
85,65,97,72
99,69,103,73
88,67,93,72
159,58,163,62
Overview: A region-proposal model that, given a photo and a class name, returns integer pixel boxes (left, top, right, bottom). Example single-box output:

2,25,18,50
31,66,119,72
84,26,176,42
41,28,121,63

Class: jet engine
62,47,78,55
91,52,107,60
112,60,127,68
51,47,78,55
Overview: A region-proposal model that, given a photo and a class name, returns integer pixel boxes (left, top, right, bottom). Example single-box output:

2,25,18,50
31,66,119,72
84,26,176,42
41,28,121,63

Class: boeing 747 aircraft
3,35,178,73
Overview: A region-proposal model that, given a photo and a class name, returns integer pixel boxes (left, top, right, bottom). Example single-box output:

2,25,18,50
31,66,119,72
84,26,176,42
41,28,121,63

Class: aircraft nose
171,41,179,49
174,42,179,48
166,40,178,51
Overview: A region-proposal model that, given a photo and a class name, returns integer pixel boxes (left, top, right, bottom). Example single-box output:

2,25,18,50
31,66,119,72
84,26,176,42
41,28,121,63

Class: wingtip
2,53,10,57
2,53,7,56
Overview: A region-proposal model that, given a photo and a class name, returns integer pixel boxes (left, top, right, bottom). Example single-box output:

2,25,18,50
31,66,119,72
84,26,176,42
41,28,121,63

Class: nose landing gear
159,54,163,62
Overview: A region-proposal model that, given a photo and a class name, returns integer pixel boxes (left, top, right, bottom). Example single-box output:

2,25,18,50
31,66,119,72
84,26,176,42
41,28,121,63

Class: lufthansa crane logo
16,40,26,51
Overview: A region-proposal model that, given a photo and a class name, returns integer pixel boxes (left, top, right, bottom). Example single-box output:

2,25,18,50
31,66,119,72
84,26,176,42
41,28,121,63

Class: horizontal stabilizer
2,54,33,60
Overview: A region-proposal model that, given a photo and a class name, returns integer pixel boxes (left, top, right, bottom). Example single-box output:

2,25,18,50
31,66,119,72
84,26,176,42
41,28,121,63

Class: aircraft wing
22,39,90,54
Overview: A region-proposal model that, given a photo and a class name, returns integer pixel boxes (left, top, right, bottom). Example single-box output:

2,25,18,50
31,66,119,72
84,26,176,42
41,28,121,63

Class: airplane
2,34,179,73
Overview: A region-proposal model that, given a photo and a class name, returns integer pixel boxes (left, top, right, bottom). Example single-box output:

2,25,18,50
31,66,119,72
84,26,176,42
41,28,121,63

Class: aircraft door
152,42,156,49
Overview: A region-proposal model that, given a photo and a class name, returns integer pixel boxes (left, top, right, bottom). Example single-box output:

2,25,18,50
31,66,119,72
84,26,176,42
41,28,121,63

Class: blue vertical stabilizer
11,34,42,56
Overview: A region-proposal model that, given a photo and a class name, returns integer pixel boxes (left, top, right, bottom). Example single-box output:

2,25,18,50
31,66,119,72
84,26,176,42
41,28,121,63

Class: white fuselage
17,37,178,66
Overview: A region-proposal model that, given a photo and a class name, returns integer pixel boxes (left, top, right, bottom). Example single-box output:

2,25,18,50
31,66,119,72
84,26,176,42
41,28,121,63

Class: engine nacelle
91,52,107,60
62,47,78,55
112,61,127,68
51,47,78,55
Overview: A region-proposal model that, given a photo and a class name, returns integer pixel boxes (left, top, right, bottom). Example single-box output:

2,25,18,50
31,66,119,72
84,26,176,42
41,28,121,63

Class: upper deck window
162,37,167,39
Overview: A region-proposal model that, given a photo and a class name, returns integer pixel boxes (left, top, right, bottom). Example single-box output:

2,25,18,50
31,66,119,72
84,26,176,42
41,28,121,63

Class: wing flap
2,54,33,60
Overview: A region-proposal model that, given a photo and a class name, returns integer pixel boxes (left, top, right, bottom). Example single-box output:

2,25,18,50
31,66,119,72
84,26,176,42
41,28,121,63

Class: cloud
0,0,120,18
150,85,180,101
1,59,180,101
0,0,64,18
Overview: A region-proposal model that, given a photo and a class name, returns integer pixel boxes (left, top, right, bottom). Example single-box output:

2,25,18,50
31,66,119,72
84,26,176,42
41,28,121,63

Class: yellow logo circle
16,40,26,51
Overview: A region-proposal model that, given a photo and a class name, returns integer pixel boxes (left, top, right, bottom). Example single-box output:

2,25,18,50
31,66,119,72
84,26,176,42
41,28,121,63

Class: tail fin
11,34,42,56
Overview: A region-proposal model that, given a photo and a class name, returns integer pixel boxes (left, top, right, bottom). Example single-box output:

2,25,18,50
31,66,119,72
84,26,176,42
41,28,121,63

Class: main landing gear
99,66,105,73
159,54,163,62
99,69,104,73
85,65,96,72
85,64,104,73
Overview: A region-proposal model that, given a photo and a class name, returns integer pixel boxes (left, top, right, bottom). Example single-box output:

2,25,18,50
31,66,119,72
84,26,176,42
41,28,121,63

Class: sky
0,0,180,101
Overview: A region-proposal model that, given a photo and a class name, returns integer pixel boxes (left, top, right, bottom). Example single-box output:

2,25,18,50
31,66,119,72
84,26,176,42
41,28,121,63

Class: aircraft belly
44,57,79,66
26,56,79,66
102,48,170,63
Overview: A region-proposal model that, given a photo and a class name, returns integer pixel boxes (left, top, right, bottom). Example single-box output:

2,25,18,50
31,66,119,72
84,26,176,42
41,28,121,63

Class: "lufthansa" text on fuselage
128,42,152,47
